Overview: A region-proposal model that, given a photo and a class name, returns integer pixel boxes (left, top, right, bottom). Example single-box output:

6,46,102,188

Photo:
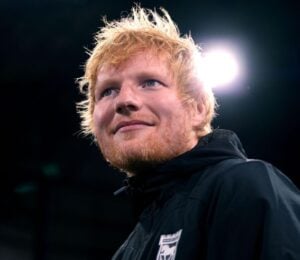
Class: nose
115,85,142,115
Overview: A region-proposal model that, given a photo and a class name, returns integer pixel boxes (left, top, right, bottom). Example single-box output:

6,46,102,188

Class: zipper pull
113,185,128,196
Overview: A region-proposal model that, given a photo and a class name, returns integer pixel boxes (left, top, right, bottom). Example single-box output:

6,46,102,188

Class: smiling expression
93,51,203,174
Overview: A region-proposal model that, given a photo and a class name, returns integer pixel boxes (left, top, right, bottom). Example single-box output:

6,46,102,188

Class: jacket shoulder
190,159,300,204
220,159,299,197
203,160,300,258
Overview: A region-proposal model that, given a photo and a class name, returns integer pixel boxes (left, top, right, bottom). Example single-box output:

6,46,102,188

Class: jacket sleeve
206,160,300,260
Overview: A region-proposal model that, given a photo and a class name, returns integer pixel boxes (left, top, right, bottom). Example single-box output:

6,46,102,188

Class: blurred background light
200,47,240,90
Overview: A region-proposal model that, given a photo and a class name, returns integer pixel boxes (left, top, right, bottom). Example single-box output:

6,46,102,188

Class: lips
114,120,154,133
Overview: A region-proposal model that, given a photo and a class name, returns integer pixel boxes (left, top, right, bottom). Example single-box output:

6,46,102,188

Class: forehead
96,51,172,80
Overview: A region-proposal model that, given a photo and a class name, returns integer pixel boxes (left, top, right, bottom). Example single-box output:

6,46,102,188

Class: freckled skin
93,51,204,175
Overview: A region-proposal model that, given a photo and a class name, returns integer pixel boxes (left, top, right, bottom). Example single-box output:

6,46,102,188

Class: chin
103,140,185,175
98,127,196,174
101,138,162,171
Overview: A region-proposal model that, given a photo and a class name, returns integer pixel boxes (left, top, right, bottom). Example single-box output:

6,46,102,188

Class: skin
92,51,205,175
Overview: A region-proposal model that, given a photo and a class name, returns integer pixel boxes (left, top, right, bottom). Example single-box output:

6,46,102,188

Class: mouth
114,120,154,133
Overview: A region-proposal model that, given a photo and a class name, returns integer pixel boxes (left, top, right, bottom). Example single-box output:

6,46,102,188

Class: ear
190,101,206,130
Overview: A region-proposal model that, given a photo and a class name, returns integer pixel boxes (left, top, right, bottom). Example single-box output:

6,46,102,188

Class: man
77,6,300,260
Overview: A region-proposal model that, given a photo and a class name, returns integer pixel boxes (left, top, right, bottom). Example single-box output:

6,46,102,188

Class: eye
100,87,119,98
142,79,162,88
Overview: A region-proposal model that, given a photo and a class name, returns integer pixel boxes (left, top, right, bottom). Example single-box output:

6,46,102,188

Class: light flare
199,48,239,89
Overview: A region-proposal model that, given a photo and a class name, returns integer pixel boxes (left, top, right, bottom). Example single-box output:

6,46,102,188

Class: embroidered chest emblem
156,229,182,260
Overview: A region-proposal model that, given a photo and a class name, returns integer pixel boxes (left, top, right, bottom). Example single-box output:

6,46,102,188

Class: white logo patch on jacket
156,229,182,260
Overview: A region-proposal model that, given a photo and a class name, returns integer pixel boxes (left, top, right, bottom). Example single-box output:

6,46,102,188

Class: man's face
93,51,203,174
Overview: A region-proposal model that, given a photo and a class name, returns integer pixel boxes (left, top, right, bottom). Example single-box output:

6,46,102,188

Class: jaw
98,131,197,175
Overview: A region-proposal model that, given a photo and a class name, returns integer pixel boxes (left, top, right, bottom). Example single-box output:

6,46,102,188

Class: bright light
200,48,239,89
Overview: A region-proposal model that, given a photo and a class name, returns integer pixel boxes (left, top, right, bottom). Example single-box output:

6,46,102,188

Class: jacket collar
114,129,247,201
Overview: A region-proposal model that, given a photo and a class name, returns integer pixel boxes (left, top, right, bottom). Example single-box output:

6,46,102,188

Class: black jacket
112,129,300,260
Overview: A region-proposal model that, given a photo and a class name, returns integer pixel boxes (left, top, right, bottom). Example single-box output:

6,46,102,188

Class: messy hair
77,6,217,137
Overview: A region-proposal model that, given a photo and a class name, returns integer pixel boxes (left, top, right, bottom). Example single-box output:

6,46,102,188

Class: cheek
93,104,113,131
158,98,187,121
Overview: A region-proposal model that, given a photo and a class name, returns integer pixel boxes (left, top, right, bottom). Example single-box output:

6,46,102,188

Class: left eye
142,79,161,88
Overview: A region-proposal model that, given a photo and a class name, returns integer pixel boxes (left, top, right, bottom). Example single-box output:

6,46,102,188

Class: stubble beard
97,116,196,175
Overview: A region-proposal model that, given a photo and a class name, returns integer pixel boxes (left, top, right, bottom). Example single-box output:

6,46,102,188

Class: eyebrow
94,78,120,94
135,71,168,81
96,70,170,88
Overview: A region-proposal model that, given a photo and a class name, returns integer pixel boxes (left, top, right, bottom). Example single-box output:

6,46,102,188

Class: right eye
100,87,119,98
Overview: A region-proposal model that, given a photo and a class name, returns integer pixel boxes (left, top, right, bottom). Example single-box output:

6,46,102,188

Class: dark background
1,0,299,259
